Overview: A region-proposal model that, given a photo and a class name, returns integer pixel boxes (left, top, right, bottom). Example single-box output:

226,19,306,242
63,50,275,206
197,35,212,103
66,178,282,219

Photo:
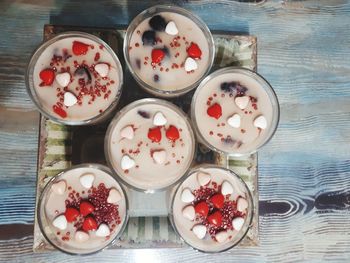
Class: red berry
187,42,202,59
53,105,67,118
148,126,162,142
165,125,179,141
207,103,222,119
64,207,79,222
79,201,94,216
208,211,223,227
195,201,209,217
39,68,55,86
72,41,90,55
151,49,165,63
82,216,98,231
210,194,225,209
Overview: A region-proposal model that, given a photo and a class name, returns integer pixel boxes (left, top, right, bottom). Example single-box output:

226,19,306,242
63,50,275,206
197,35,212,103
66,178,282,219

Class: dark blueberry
222,136,236,146
153,74,159,82
136,59,141,69
149,15,166,31
74,66,91,82
137,110,150,119
220,81,248,95
236,84,248,96
142,30,156,45
162,46,169,56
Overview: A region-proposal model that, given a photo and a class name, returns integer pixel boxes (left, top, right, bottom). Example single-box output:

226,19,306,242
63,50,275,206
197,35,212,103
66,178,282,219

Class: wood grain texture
0,0,350,262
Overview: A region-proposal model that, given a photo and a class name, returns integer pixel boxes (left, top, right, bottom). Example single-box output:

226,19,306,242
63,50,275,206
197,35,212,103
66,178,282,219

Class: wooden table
1,0,349,262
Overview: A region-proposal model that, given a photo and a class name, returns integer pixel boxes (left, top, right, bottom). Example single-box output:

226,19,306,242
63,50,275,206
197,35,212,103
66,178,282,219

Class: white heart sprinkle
107,188,122,204
52,215,67,230
51,180,66,195
165,21,178,35
63,91,77,107
182,205,195,221
120,125,134,140
153,112,167,126
79,173,95,189
221,181,234,195
215,231,229,243
55,72,70,87
253,115,267,130
181,188,195,203
75,231,89,242
237,197,248,212
227,114,241,128
232,217,245,231
152,150,167,164
94,63,109,78
184,57,198,72
197,172,211,186
235,96,249,109
192,225,207,239
121,155,135,170
96,223,110,237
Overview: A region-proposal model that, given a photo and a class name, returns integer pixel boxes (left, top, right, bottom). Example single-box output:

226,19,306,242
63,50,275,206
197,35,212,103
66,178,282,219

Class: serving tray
33,24,258,251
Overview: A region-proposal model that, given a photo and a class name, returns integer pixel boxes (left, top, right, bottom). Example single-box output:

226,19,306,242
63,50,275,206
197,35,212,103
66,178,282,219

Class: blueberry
149,15,166,31
162,46,169,56
74,66,91,81
137,110,150,119
153,74,159,82
136,59,141,69
236,84,248,96
142,30,156,45
222,136,236,146
220,81,248,95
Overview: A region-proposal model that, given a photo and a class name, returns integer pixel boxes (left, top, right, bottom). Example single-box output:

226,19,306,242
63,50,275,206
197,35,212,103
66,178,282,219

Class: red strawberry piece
208,211,223,227
39,68,55,86
79,201,95,216
53,105,67,118
210,194,225,209
187,42,202,59
207,103,222,119
165,125,180,141
148,126,162,142
64,207,80,222
72,41,90,55
82,216,98,232
151,49,165,64
195,201,209,217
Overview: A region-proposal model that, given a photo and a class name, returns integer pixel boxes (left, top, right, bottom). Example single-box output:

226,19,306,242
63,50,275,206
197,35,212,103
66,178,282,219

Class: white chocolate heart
55,72,70,87
197,172,211,186
51,180,66,195
182,205,195,221
215,231,228,243
79,173,95,189
52,215,67,230
235,96,249,109
237,197,248,212
107,188,122,204
184,57,198,72
181,188,195,203
96,223,110,237
227,114,241,128
192,225,207,239
63,91,77,107
121,155,135,170
75,231,89,242
120,125,134,140
221,181,234,195
165,21,178,35
152,150,167,164
94,63,109,78
232,217,245,231
153,112,167,126
254,115,267,129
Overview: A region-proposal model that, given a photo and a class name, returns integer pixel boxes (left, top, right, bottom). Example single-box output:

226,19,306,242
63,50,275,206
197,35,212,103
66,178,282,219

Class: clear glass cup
191,67,280,156
37,163,129,255
123,5,215,97
170,164,253,253
26,32,123,125
105,98,196,192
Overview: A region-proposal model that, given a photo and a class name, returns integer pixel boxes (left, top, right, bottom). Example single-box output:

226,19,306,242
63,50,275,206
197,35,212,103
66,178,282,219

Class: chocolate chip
149,15,166,31
153,74,159,82
142,30,156,45
137,110,150,119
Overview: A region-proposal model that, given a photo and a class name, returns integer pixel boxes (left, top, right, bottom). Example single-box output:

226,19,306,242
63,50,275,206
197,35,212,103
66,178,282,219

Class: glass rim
26,31,124,126
37,163,129,255
123,5,215,97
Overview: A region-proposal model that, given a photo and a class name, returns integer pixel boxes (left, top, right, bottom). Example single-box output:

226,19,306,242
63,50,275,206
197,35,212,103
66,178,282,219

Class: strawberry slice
195,201,209,217
72,41,90,55
208,211,223,227
187,42,202,59
82,216,98,232
53,105,67,118
151,49,165,64
210,194,225,209
165,125,179,141
207,103,222,119
79,201,95,216
39,68,55,86
64,207,79,222
148,126,162,142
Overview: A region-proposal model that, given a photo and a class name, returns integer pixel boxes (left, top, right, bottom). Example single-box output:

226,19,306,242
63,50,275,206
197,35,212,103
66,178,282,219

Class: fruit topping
39,68,55,86
137,110,150,119
63,91,77,107
72,41,90,55
165,125,180,141
165,21,178,35
55,72,71,87
207,211,223,227
64,207,80,222
142,30,157,45
53,105,67,118
187,42,202,59
82,216,98,232
207,103,222,119
121,155,136,170
210,194,225,209
153,74,159,82
220,82,248,95
80,201,95,216
74,66,91,82
195,201,209,217
153,112,167,126
149,15,167,31
148,126,162,142
79,173,95,189
151,49,165,64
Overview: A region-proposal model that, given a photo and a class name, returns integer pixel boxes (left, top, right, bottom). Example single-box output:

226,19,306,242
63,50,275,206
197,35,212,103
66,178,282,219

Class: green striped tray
33,26,258,252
